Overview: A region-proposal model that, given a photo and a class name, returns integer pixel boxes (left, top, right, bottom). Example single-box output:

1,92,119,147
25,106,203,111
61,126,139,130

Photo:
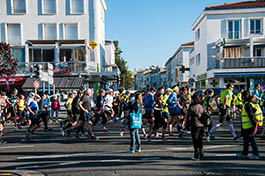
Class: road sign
34,80,40,89
188,78,195,84
89,40,98,49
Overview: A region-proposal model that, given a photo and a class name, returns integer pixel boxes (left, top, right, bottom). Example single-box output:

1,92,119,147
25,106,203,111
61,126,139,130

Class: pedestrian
236,91,260,159
127,92,142,153
187,93,205,160
51,95,60,123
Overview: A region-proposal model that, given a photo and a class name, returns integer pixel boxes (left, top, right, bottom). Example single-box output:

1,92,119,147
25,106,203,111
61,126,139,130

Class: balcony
222,57,265,69
16,61,96,75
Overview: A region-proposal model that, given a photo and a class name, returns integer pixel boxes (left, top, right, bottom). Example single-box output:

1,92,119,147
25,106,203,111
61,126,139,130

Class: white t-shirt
104,94,113,111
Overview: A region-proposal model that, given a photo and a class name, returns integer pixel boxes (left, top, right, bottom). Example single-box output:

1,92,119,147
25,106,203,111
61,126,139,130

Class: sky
105,0,249,71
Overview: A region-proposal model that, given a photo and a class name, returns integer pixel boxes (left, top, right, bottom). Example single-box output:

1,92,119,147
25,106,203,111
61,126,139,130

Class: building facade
165,42,194,88
190,0,265,90
0,0,118,92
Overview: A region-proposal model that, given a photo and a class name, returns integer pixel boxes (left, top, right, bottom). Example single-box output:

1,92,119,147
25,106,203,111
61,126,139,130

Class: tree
0,42,18,92
113,41,134,89
0,43,18,77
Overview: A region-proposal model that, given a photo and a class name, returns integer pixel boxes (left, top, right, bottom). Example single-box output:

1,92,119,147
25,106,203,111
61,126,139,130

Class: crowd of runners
0,83,264,160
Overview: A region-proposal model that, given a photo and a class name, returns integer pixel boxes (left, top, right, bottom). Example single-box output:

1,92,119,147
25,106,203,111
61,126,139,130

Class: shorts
162,112,169,119
143,111,153,119
67,110,73,117
219,107,232,123
31,118,40,125
8,107,17,117
104,110,112,117
73,111,80,122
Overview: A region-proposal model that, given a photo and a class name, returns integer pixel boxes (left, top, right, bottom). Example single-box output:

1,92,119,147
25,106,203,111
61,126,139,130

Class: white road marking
16,165,39,170
100,159,121,162
214,154,236,157
0,145,34,150
17,145,239,160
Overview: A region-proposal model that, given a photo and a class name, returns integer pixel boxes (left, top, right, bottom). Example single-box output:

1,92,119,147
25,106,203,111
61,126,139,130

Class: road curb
0,170,45,176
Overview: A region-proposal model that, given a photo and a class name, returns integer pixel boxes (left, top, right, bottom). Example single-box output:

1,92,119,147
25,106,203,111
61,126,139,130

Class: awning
215,73,265,78
22,77,84,90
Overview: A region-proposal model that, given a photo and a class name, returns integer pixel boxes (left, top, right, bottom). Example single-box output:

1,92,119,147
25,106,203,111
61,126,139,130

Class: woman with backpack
127,92,142,153
51,95,60,123
187,93,205,160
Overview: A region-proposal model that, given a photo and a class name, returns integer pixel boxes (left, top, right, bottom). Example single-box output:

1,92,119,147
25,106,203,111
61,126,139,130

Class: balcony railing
16,61,96,74
222,57,265,69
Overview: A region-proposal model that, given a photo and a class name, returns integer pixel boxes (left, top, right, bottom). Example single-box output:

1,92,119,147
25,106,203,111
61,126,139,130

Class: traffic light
34,64,43,78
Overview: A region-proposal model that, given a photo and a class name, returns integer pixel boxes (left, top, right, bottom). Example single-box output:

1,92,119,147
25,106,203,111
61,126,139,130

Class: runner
167,86,183,136
79,89,98,141
26,94,41,140
207,83,239,142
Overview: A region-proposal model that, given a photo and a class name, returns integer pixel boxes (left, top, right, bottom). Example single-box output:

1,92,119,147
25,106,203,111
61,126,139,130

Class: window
196,54,200,65
250,19,262,34
11,48,25,62
195,29,200,41
29,48,54,62
7,24,21,45
190,57,195,65
43,0,56,14
64,24,78,40
11,0,26,14
228,20,241,39
254,48,262,57
44,24,57,40
70,0,84,14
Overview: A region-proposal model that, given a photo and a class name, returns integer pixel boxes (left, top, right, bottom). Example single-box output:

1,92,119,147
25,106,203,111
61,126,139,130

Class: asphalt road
0,112,264,176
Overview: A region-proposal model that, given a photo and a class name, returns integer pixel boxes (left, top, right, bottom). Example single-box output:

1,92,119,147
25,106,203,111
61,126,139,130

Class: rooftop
205,0,265,10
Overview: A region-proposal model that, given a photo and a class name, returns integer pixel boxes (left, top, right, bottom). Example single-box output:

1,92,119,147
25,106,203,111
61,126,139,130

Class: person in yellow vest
207,83,239,142
236,89,244,112
236,91,260,159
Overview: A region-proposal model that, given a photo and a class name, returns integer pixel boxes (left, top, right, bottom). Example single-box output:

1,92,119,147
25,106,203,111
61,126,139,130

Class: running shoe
248,155,260,160
136,149,141,153
0,139,7,145
234,136,240,142
236,152,248,158
161,137,168,141
91,136,99,141
206,132,211,142
127,149,135,153
102,127,108,132
60,128,65,136
120,131,125,137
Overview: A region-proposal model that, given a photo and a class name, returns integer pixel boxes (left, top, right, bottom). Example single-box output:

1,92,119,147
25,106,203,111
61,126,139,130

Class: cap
35,94,41,99
30,92,35,96
72,90,77,94
172,86,179,92
166,88,173,92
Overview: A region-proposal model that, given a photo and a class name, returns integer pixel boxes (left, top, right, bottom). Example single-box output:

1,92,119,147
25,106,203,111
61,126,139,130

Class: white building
0,0,118,92
190,0,265,90
165,42,194,87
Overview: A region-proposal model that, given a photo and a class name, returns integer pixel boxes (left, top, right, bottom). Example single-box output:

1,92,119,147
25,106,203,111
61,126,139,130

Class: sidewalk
0,170,44,176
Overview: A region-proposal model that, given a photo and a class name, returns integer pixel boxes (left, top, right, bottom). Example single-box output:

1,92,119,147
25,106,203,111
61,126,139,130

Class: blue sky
105,0,248,71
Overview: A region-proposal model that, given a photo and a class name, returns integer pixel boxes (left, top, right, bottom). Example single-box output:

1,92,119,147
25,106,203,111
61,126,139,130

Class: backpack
167,93,180,115
52,100,59,110
143,93,153,108
199,112,211,127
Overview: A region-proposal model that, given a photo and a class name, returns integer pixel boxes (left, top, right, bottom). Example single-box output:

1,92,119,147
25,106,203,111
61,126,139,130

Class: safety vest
220,89,233,107
162,94,169,113
251,102,263,127
260,93,264,107
66,98,73,110
241,102,263,129
236,92,242,106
